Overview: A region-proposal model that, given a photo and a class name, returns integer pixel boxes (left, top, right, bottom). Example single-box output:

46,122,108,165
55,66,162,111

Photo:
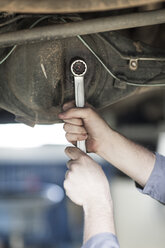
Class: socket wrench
71,59,87,153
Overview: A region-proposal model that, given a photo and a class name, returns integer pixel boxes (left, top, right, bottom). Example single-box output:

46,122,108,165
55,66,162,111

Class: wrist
83,197,113,216
96,127,116,157
83,198,116,243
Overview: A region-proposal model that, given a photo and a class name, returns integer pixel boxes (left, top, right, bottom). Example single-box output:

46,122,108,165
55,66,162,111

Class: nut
129,59,138,71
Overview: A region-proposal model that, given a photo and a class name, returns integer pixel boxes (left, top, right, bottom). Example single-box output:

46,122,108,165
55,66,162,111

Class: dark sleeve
81,233,120,248
136,152,165,204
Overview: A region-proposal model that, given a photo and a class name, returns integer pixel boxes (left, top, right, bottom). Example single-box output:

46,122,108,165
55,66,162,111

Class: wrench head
71,59,87,77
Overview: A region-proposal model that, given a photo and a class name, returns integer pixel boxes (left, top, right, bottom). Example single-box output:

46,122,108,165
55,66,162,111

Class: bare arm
83,201,115,244
99,128,155,187
59,102,155,187
64,147,116,244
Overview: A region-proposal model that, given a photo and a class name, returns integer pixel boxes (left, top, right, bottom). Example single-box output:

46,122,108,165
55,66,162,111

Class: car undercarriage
0,0,165,126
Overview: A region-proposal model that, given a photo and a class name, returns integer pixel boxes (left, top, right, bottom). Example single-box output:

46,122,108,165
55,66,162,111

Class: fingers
64,123,87,134
65,159,78,179
64,118,83,126
65,170,70,178
63,101,75,111
66,160,73,169
65,146,85,160
64,122,87,142
66,133,87,143
59,107,90,120
64,120,87,145
63,101,93,111
63,179,70,194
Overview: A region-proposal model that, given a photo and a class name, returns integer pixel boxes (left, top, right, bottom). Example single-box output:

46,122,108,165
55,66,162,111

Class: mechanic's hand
58,101,111,154
64,147,112,208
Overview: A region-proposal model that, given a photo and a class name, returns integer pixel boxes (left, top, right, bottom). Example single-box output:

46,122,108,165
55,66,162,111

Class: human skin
59,101,155,187
64,146,116,243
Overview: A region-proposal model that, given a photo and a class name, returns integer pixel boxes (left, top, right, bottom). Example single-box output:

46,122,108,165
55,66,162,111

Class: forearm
63,146,117,243
83,199,116,244
98,128,155,187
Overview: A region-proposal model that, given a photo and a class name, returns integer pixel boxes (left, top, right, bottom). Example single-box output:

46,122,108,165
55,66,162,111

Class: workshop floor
111,178,165,248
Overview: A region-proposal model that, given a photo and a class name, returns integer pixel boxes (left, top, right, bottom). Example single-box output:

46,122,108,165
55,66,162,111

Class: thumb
59,107,89,120
65,146,85,160
63,100,75,111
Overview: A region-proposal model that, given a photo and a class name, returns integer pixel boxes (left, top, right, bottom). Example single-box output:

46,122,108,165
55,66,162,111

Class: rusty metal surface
0,0,164,13
0,36,106,126
0,27,165,126
1,9,165,48
0,31,137,126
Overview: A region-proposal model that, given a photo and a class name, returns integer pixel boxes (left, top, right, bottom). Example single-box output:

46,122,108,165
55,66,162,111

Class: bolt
71,59,87,77
129,59,138,71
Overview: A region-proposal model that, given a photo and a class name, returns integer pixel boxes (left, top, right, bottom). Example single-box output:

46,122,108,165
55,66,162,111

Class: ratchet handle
77,140,86,153
74,76,86,153
75,77,85,107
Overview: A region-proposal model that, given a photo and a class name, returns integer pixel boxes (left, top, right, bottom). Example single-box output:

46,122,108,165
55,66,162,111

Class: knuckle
66,133,78,142
65,133,69,140
64,123,73,132
63,180,68,190
65,133,71,140
63,123,67,131
64,182,71,193
64,122,70,129
67,161,74,170
66,160,71,169
65,170,70,179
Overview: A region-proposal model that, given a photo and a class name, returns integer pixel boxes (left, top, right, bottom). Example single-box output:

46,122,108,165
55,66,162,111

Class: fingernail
65,147,72,153
82,133,88,138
